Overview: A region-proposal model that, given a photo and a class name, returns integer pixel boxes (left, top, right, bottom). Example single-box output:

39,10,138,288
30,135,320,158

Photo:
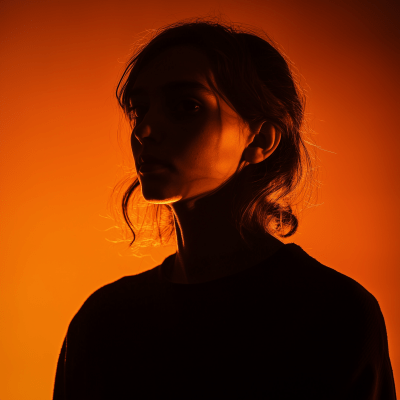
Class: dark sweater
53,243,397,399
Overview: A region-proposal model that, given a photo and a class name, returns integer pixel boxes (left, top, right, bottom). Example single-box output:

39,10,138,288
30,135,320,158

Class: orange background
1,0,399,398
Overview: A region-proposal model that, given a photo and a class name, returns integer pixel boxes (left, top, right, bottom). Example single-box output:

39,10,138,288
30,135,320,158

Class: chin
141,187,182,205
145,197,182,205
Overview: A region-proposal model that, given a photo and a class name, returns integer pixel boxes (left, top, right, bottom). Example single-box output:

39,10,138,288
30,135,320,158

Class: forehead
133,45,215,92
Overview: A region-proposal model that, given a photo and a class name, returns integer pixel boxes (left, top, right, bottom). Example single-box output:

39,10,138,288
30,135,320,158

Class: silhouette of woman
53,19,397,399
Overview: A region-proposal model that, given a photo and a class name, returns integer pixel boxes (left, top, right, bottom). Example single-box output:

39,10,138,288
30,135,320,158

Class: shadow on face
129,45,250,206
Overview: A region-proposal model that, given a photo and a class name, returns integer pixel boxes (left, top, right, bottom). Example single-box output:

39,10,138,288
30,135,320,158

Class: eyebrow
129,79,216,99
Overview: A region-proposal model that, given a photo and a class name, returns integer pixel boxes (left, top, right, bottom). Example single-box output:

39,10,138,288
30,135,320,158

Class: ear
242,122,281,164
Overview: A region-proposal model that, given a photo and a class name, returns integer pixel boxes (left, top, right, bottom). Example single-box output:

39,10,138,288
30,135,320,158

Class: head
114,18,317,250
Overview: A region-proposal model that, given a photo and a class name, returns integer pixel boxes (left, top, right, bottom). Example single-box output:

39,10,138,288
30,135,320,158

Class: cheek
215,144,243,176
178,130,220,171
178,130,241,180
210,124,244,175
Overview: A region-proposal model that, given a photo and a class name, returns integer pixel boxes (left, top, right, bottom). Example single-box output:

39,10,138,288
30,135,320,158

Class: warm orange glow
1,1,399,399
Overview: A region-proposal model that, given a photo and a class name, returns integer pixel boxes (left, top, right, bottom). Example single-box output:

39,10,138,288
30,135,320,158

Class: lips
139,154,169,167
138,153,171,174
139,163,169,173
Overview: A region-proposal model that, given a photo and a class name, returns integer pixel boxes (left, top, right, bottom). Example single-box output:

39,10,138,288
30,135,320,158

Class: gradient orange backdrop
1,0,399,398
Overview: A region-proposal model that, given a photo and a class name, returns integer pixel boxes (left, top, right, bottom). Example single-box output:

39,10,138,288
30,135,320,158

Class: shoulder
271,243,384,329
278,244,388,347
282,243,378,302
278,245,395,397
67,266,162,333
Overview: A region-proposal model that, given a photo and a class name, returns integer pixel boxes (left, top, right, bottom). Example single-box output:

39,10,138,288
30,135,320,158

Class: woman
53,19,397,399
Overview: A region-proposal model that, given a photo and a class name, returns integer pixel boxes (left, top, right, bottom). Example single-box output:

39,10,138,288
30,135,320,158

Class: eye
175,99,200,114
128,106,147,122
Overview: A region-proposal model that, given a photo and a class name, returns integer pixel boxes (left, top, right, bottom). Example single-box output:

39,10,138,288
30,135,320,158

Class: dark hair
111,17,318,253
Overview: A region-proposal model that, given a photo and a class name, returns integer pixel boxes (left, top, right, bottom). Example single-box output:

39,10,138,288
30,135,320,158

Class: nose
133,121,152,145
132,105,166,146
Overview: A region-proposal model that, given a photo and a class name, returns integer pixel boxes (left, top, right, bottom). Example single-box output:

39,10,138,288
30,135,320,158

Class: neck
169,173,284,284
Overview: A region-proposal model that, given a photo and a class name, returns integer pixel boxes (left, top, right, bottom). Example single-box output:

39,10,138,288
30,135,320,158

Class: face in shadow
130,45,252,206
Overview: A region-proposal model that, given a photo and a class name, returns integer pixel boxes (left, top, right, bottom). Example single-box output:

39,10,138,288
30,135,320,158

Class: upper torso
53,243,397,400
